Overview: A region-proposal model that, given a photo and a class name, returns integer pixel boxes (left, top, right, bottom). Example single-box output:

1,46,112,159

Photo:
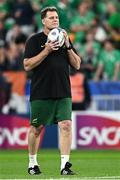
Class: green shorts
30,98,72,127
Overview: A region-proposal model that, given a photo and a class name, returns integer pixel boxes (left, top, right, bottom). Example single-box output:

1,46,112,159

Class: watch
66,45,72,50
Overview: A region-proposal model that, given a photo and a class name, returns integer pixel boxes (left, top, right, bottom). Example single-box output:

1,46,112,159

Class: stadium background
0,0,120,179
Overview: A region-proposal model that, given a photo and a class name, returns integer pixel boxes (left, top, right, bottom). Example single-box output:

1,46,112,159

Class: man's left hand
62,29,70,48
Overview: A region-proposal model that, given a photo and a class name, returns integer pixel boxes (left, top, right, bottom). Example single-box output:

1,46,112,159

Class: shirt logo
32,118,37,123
41,44,45,48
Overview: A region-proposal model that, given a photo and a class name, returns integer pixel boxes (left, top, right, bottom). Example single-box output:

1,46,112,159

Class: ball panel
47,28,65,47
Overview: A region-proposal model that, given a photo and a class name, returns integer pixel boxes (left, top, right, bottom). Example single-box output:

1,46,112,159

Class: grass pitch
0,149,120,179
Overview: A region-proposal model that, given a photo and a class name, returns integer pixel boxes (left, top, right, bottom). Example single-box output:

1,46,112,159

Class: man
24,6,81,175
94,39,120,81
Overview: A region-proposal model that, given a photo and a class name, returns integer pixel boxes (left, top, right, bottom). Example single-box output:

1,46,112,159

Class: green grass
0,149,120,179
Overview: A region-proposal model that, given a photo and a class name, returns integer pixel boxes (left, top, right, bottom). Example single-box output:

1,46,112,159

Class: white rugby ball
47,28,65,47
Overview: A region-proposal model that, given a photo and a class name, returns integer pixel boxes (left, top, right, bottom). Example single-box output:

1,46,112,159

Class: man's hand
45,40,60,53
62,29,70,48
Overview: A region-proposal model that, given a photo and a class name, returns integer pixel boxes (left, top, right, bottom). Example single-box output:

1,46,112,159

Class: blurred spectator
104,2,120,48
6,24,27,43
80,42,98,80
106,2,120,30
5,43,24,71
15,32,26,53
14,33,27,70
0,39,9,71
70,1,95,43
0,0,10,21
4,17,16,32
77,31,101,80
13,0,35,35
57,0,72,30
92,0,108,18
70,69,91,110
91,16,107,43
0,20,7,40
30,0,42,32
94,39,120,81
86,31,101,56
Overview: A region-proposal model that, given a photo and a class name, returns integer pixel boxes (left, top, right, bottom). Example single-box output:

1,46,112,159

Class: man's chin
49,26,59,30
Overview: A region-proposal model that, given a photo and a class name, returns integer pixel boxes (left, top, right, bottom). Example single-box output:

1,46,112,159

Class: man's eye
49,17,54,19
49,17,58,19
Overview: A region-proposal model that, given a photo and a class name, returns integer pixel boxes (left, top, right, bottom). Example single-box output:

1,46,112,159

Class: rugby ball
47,28,65,47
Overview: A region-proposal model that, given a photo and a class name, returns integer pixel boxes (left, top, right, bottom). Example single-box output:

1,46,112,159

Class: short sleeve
24,35,39,59
115,50,120,63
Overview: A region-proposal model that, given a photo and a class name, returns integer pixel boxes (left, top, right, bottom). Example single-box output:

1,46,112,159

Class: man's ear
42,19,45,25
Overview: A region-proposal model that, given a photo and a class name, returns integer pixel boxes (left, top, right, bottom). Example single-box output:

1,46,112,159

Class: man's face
104,42,113,51
42,11,59,30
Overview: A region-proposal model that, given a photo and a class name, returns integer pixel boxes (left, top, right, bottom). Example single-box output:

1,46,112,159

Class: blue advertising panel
89,81,120,95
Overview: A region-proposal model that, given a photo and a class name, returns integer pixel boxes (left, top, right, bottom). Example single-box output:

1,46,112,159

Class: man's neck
43,28,50,36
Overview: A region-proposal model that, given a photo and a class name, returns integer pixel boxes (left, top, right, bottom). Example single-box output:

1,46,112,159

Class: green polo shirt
99,49,120,80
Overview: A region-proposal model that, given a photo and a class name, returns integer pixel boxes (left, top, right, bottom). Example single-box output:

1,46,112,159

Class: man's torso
24,32,72,100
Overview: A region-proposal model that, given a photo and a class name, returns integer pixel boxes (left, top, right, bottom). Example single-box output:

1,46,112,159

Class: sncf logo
76,114,120,149
78,127,120,146
0,127,29,146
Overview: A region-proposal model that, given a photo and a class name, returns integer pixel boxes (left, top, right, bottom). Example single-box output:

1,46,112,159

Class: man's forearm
67,49,81,70
113,63,120,80
94,64,103,81
24,48,50,71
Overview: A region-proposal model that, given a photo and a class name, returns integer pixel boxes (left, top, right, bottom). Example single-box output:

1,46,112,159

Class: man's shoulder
26,32,45,42
32,32,44,38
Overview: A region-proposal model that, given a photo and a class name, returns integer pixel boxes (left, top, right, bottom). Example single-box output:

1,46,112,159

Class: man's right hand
45,41,60,53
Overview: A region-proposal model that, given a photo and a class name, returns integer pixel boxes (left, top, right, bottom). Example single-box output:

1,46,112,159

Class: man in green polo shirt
94,39,120,81
70,1,95,43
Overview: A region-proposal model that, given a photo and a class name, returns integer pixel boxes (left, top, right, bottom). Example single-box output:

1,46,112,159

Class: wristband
66,45,72,50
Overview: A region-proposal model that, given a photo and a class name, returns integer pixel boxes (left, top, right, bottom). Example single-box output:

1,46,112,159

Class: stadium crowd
0,0,120,112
